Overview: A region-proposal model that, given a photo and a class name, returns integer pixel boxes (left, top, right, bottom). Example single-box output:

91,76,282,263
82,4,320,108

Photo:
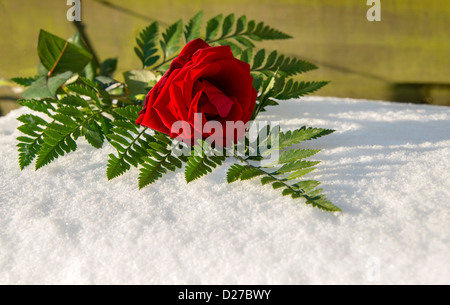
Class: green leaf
16,113,49,170
252,49,265,70
252,73,264,91
66,83,99,104
233,36,255,48
234,15,247,34
248,22,292,40
18,98,56,115
138,134,185,188
285,167,316,180
135,22,160,68
107,127,147,180
82,121,104,149
138,157,167,188
37,30,92,76
114,105,142,122
161,19,183,58
254,54,318,77
239,166,264,181
261,176,276,185
123,70,157,99
226,163,246,183
274,160,321,174
277,149,321,164
35,133,77,170
100,58,118,77
275,80,329,99
305,195,341,212
263,50,278,69
221,14,235,38
59,95,90,108
184,11,203,42
292,180,321,193
107,153,131,181
185,145,226,183
277,127,335,149
22,71,73,99
206,14,223,41
216,40,243,57
240,48,253,64
17,114,48,126
11,76,40,87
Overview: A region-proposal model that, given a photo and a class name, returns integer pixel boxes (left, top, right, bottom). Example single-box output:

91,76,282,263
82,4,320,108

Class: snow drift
0,96,449,284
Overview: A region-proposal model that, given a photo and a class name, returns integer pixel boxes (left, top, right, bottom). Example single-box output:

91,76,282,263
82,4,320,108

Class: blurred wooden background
1,0,449,115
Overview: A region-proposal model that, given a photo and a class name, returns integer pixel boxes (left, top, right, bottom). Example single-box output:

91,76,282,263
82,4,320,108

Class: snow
0,96,449,285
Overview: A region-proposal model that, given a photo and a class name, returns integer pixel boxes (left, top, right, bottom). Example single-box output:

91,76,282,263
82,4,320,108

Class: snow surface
0,97,449,285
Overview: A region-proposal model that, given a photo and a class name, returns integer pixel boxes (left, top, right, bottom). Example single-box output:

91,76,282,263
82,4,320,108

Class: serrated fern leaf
226,163,246,183
135,22,160,68
206,14,223,41
276,127,335,150
82,121,104,149
274,80,329,99
231,161,340,212
18,98,56,116
34,108,104,170
113,105,141,122
106,105,156,180
185,11,203,42
66,84,100,104
185,146,226,183
106,153,131,180
161,19,183,59
221,14,235,38
206,16,291,44
11,76,40,87
274,160,321,175
252,52,318,76
106,126,151,180
16,114,49,170
226,125,339,211
248,21,292,40
276,149,321,165
138,133,186,189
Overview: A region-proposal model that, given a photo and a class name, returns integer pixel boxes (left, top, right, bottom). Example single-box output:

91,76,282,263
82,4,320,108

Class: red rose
136,38,257,146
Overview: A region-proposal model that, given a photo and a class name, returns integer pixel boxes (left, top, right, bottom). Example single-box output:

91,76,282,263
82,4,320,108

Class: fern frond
113,105,141,122
274,80,329,99
205,15,291,44
138,133,186,189
276,127,335,150
184,143,226,183
106,105,153,180
206,14,223,41
11,76,40,87
65,83,100,105
226,163,246,183
106,127,152,180
160,19,183,59
185,11,203,42
135,22,160,68
250,50,318,76
226,124,339,212
34,108,104,170
229,161,340,212
17,98,56,116
16,114,49,170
